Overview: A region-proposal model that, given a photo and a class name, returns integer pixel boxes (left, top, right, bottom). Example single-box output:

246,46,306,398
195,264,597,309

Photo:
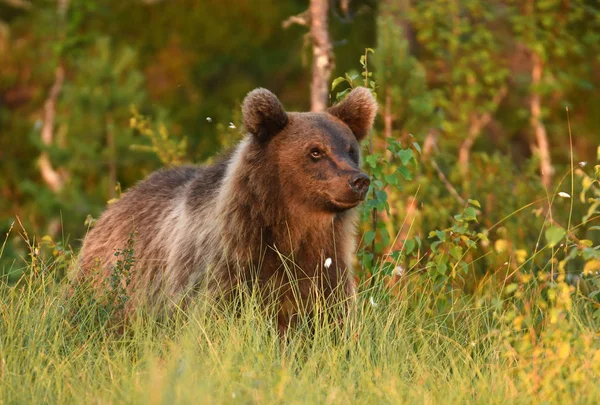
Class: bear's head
242,87,377,214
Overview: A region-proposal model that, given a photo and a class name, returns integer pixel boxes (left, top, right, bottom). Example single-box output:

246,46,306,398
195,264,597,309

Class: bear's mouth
327,198,363,211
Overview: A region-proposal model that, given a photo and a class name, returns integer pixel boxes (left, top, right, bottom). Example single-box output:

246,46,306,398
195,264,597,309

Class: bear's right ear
242,88,288,142
327,87,378,142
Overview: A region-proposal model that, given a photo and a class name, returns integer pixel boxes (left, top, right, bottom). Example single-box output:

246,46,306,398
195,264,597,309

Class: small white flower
504,262,509,266
324,257,332,269
579,161,587,167
392,266,404,277
369,296,378,308
229,122,236,129
471,341,476,347
206,117,212,123
558,192,571,198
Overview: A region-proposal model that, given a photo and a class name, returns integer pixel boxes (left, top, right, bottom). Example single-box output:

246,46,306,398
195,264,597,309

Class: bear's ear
327,87,378,142
242,88,288,142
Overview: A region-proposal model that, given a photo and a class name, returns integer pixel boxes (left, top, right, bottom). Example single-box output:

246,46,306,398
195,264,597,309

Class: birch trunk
309,0,333,112
530,52,552,188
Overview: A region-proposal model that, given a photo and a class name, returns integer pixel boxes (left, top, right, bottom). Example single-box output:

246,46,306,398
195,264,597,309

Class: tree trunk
382,85,394,160
39,65,65,193
309,0,333,112
39,0,70,193
106,114,117,199
383,86,392,140
457,87,507,176
458,117,483,177
530,52,552,188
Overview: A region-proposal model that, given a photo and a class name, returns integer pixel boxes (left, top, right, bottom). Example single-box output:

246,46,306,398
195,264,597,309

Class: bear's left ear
327,87,378,142
242,88,289,143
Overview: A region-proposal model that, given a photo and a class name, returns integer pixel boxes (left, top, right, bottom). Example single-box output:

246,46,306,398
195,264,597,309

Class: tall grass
2,132,600,403
1,251,599,404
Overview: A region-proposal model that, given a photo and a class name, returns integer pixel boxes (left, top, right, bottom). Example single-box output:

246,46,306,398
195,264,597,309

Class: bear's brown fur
77,87,377,331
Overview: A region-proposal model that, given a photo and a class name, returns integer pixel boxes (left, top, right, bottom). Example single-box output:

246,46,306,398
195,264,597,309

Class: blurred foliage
1,0,600,296
0,0,376,273
2,2,600,397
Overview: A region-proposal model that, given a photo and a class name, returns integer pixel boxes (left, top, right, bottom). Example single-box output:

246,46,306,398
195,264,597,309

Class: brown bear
76,87,377,332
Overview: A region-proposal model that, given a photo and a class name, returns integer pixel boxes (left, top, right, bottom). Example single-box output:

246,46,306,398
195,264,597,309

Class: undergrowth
1,224,600,404
1,51,600,405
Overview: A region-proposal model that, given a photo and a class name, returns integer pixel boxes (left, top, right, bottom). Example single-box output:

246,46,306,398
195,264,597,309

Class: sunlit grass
1,255,600,404
2,156,600,404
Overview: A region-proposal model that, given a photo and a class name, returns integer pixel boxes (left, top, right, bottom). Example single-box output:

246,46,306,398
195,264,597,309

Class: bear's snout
348,173,370,198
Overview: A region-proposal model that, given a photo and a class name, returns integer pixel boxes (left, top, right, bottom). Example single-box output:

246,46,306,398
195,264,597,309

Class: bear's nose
349,173,371,196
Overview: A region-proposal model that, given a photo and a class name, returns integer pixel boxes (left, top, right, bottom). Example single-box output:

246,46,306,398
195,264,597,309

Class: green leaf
361,252,374,269
437,261,448,276
504,283,518,294
449,246,463,260
365,155,378,168
396,166,413,180
545,226,566,248
468,199,481,208
397,149,413,165
345,73,359,82
463,207,477,222
380,227,390,246
364,230,376,246
375,190,388,204
414,236,422,248
405,239,416,255
412,142,421,154
331,76,347,91
336,89,351,101
384,173,399,186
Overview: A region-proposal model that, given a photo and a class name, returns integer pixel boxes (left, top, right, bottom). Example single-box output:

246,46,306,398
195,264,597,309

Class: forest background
3,1,600,402
1,0,600,287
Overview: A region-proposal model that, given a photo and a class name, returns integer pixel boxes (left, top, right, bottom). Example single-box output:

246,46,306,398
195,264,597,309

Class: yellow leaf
583,260,600,276
558,259,567,273
516,249,527,264
494,239,508,253
557,342,570,359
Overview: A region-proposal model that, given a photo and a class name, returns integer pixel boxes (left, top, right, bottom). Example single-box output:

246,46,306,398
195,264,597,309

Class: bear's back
77,163,228,293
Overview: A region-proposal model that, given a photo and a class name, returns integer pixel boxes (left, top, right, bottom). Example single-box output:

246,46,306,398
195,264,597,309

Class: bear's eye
310,148,324,159
349,147,359,162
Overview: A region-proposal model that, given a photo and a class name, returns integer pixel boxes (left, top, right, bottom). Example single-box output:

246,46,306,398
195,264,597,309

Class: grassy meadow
2,195,600,405
3,1,600,403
